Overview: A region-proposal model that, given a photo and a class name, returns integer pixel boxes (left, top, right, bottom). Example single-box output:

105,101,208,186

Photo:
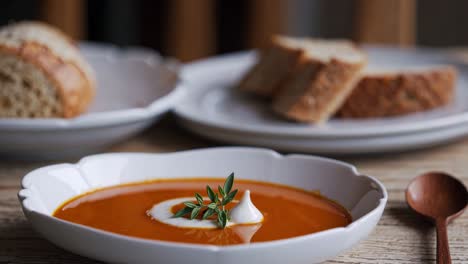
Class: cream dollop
229,190,264,224
147,190,264,229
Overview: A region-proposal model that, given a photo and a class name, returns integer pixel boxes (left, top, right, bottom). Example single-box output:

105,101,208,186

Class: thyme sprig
173,173,238,229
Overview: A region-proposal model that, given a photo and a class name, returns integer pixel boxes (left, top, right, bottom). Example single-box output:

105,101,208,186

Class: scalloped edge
19,147,387,252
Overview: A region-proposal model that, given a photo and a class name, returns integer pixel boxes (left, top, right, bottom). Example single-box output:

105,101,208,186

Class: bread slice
238,36,304,97
272,39,367,123
338,65,457,118
0,21,95,118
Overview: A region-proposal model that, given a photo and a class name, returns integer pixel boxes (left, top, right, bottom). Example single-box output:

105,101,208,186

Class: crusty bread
272,39,367,123
338,66,457,118
238,36,303,97
0,21,95,118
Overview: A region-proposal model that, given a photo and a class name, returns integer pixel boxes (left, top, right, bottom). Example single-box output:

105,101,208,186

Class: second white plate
179,117,468,154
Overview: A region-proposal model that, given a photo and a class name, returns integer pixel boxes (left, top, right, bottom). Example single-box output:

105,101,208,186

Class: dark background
1,0,468,58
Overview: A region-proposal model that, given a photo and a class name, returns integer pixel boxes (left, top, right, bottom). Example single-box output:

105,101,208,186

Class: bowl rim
19,147,388,252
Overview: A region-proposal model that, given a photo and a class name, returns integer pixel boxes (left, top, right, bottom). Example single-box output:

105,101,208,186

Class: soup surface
54,178,351,245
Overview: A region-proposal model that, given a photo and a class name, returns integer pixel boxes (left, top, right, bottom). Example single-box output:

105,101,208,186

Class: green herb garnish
173,173,238,229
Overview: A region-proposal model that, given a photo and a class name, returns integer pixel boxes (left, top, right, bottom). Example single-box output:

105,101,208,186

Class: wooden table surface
3,48,468,263
1,116,467,263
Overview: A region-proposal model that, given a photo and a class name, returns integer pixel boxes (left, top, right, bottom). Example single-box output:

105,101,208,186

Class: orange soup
54,178,351,245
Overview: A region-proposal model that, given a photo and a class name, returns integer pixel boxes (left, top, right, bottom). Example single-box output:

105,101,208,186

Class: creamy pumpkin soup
54,175,351,246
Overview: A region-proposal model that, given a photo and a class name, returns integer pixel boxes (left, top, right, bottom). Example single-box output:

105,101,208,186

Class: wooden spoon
406,172,467,264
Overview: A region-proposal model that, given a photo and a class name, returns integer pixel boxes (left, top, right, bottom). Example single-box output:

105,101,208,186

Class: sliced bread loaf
272,39,367,123
338,66,457,118
0,21,95,118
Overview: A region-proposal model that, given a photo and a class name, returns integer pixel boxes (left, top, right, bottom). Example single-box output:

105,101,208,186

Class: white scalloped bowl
19,147,387,264
0,43,184,159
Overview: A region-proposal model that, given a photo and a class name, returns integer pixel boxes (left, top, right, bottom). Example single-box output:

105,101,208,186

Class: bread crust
338,66,457,118
238,38,303,97
0,22,95,118
272,58,366,123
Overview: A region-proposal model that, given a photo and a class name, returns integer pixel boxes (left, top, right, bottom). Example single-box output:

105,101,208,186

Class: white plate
175,47,468,153
0,43,183,159
19,147,387,264
177,48,468,138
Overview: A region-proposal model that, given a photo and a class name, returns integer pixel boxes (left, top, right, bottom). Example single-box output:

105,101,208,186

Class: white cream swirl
147,190,264,229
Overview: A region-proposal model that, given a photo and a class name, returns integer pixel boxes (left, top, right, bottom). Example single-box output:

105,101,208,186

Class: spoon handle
436,219,451,264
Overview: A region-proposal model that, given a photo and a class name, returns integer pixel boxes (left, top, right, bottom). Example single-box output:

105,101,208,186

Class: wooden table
2,114,468,263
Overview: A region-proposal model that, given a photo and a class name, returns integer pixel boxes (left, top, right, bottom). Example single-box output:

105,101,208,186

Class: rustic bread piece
238,36,304,97
0,21,95,118
338,66,457,118
272,39,367,123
